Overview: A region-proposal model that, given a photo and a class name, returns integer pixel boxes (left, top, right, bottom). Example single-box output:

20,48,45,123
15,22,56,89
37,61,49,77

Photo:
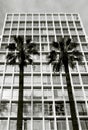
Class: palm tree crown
48,37,82,72
6,35,39,65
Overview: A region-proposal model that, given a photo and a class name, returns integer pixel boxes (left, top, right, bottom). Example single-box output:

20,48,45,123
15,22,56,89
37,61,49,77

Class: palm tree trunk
17,63,24,130
63,62,79,130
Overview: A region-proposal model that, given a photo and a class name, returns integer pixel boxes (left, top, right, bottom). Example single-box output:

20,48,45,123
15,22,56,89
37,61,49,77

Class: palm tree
6,35,39,130
48,37,83,130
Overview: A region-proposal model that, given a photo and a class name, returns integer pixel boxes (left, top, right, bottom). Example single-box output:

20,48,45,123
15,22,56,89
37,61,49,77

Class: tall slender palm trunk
17,63,24,130
63,60,79,130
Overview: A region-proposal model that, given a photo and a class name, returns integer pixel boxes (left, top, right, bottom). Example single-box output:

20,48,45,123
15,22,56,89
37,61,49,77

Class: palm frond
6,52,17,65
53,60,62,72
52,41,59,49
66,38,71,46
48,50,57,64
26,38,32,44
6,43,16,51
67,42,79,51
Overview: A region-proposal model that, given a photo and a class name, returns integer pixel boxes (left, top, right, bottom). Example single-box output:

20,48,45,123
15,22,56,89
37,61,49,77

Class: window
11,102,17,116
54,21,60,27
70,29,76,35
49,36,55,42
33,14,39,20
33,36,39,42
19,21,25,28
62,75,66,85
0,53,5,61
64,89,68,100
61,21,67,27
84,53,88,61
66,14,72,20
12,88,18,100
40,14,45,20
84,88,88,99
47,14,52,20
24,75,31,85
82,44,88,51
23,103,31,116
13,14,19,20
68,120,73,130
7,14,12,20
0,120,8,130
0,75,3,85
77,28,84,35
33,120,42,130
72,75,80,85
33,21,39,27
33,102,42,116
47,21,53,27
42,63,50,72
24,65,31,72
40,21,46,27
9,120,17,130
53,14,59,20
4,29,10,34
48,29,54,35
75,21,81,27
72,36,78,42
14,75,19,85
78,63,86,72
63,28,69,34
0,102,9,116
66,102,70,115
80,120,88,130
44,102,53,116
5,21,11,28
24,89,31,100
77,102,87,115
23,120,31,130
4,75,12,85
43,75,51,85
57,120,66,130
68,21,74,27
2,88,11,99
2,36,9,42
45,120,54,130
41,28,47,35
41,36,47,42
55,29,61,34
33,75,41,85
54,88,63,99
0,64,4,72
79,36,86,42
12,21,18,27
81,75,88,84
55,102,65,115
33,88,42,99
52,75,61,85
11,29,17,35
60,14,65,21
26,21,32,27
42,53,47,61
43,88,52,99
73,14,79,20
20,14,25,20
74,88,84,99
33,63,40,72
27,14,32,20
26,29,32,35
18,29,24,35
41,44,48,51
33,29,39,34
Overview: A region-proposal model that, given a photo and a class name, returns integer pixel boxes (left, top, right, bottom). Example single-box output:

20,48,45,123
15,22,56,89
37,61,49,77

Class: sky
0,0,88,35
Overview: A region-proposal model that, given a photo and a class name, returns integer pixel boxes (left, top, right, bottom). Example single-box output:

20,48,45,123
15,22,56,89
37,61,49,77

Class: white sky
0,0,88,35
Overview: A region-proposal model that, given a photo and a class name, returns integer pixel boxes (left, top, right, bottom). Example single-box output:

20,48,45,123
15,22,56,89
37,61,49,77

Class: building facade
0,13,88,130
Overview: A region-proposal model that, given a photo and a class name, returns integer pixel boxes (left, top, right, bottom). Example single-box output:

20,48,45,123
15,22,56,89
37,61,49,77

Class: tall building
0,13,88,130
